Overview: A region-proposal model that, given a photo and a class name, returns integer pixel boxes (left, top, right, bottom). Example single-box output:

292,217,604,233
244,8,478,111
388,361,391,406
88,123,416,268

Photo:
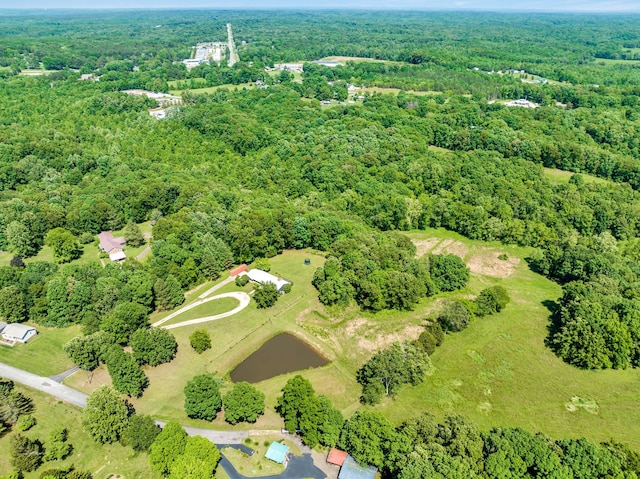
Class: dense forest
2,8,640,478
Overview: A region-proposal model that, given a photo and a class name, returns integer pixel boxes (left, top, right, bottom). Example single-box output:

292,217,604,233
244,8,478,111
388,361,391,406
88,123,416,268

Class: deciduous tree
130,328,178,366
184,374,222,421
223,382,265,424
82,386,130,444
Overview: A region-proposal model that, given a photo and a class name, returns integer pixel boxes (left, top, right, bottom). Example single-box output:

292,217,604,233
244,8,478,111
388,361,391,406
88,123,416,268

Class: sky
2,0,640,11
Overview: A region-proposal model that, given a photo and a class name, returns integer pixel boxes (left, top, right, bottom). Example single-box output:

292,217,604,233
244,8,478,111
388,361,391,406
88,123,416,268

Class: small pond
230,333,329,383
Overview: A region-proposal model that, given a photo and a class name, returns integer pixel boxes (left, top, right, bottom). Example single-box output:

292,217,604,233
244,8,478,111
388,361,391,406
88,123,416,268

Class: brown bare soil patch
467,252,520,278
345,318,372,336
432,239,454,255
443,241,469,259
357,325,424,353
412,238,440,257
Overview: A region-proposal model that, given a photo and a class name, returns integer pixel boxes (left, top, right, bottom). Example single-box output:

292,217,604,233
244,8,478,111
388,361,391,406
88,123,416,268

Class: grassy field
378,229,640,450
0,324,79,376
7,225,640,458
161,296,240,326
65,250,361,430
169,82,257,96
543,167,610,185
318,55,401,65
0,384,159,479
595,58,640,65
358,87,442,96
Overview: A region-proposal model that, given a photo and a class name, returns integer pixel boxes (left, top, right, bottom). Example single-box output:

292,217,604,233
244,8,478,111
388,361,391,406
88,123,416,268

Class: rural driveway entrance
0,362,87,408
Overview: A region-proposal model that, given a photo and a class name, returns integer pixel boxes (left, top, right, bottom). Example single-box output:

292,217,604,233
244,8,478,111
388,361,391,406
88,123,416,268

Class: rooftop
327,448,348,466
338,456,377,479
265,442,290,464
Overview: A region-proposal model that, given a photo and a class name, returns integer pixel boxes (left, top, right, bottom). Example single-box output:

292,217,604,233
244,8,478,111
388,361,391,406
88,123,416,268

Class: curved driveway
157,291,250,330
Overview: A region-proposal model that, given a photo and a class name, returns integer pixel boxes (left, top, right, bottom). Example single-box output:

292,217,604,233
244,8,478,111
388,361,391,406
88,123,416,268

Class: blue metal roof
338,455,377,479
265,442,290,464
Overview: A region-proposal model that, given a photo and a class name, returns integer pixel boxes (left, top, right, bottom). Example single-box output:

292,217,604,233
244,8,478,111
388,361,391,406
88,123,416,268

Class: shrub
253,283,279,308
189,329,211,354
16,415,36,432
429,254,470,292
9,256,24,268
438,301,471,332
254,258,271,272
475,286,510,317
79,232,95,244
415,331,437,355
425,322,445,346
235,274,249,287
282,283,292,294
184,374,222,421
223,382,265,424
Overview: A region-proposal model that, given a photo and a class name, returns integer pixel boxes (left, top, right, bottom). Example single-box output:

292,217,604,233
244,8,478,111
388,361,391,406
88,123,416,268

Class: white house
246,269,292,293
109,251,127,262
2,324,37,343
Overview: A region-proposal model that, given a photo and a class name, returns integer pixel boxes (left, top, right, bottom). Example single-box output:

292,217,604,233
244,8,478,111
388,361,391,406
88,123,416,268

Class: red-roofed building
327,448,348,467
230,264,248,277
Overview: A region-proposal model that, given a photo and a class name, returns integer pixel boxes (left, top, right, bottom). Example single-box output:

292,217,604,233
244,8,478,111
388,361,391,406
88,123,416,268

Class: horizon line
1,7,640,13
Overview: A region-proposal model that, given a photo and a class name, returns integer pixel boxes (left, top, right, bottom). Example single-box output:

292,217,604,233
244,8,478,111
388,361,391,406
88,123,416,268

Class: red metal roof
230,264,248,276
327,448,348,466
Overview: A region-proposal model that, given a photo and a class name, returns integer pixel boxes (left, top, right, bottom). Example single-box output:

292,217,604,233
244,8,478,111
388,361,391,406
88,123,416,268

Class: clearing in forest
381,229,640,450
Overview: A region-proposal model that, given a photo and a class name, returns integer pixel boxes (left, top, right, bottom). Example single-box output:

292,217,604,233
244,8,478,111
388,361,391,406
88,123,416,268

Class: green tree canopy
130,327,178,366
82,386,130,444
253,282,279,308
184,374,222,421
189,329,211,354
223,382,265,425
45,228,82,263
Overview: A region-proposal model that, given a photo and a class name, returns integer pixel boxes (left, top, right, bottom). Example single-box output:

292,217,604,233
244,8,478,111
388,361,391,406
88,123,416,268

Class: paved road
0,363,87,408
155,420,249,443
2,363,331,479
49,365,79,383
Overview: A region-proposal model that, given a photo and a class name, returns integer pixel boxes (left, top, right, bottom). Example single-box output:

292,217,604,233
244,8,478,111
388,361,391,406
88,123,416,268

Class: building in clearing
265,441,290,466
2,324,37,344
99,231,127,262
504,98,538,108
327,448,348,467
109,251,127,262
338,455,378,479
246,269,292,293
98,231,126,254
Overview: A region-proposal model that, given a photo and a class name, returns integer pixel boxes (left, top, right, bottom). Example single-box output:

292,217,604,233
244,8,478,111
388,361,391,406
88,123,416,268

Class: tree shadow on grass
541,299,562,354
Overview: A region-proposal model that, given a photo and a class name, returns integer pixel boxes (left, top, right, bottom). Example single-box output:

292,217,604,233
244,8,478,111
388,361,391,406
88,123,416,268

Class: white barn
246,269,292,293
2,324,37,343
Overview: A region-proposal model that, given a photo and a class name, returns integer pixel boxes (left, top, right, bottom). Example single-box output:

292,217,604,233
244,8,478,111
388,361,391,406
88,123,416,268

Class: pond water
230,333,329,383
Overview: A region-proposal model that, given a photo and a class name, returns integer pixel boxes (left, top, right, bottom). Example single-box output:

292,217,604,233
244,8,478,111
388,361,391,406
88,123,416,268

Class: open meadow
379,230,640,450
54,229,640,449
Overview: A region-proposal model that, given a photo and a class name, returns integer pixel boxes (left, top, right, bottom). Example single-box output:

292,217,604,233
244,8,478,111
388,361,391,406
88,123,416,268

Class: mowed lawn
0,385,158,479
0,324,79,376
378,229,640,450
65,250,362,430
